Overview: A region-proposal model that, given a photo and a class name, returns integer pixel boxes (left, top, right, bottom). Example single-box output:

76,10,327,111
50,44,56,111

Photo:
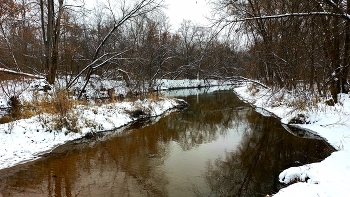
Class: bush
246,84,260,96
52,89,74,117
0,115,12,124
5,88,79,133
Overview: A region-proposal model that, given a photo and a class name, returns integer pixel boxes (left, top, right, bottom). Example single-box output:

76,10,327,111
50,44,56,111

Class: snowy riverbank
0,78,233,170
234,83,350,197
0,97,187,170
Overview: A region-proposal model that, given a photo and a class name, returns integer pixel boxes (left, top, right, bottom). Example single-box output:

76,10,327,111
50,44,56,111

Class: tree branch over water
226,12,348,23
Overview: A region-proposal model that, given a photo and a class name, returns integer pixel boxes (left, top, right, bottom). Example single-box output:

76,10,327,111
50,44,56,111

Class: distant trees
0,0,27,71
67,0,165,98
3,0,350,103
1,0,244,98
214,0,350,102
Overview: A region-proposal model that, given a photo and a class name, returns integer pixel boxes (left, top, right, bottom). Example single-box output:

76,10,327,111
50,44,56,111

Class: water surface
0,89,334,196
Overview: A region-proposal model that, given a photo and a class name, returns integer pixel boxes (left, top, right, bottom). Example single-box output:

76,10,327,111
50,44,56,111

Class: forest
1,0,349,103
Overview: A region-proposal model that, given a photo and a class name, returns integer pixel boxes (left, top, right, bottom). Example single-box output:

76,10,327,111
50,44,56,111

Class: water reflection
203,109,334,197
166,91,250,151
0,90,334,197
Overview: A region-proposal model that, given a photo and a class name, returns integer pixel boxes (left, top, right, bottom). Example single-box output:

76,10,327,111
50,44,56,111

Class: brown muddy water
0,89,334,197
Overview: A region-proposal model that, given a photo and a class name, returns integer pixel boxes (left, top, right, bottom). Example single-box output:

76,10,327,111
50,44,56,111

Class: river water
0,88,334,197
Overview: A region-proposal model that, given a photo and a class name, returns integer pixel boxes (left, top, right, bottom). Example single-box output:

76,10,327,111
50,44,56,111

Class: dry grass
246,84,260,96
0,116,12,124
0,89,82,129
0,84,165,132
25,89,83,132
24,89,75,116
148,92,163,101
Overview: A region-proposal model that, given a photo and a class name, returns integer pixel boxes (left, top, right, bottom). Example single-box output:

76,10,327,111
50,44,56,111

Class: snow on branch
0,68,45,79
229,12,349,23
67,50,129,88
225,76,269,89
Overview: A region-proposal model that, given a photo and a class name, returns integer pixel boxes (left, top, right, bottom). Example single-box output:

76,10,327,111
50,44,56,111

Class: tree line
0,0,242,98
1,0,349,103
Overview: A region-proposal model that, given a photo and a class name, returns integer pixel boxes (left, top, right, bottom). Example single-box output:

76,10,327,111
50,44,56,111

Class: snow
0,97,186,170
275,151,350,197
0,68,44,79
5,76,348,196
156,79,232,90
233,83,350,197
0,78,234,170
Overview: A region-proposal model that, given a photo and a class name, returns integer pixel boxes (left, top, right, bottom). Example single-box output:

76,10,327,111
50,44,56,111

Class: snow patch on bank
0,96,187,170
234,83,350,197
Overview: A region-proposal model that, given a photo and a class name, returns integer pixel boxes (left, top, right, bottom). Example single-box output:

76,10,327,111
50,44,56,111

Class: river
0,88,334,197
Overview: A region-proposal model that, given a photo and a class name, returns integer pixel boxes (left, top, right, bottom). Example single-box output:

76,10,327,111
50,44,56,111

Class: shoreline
0,78,235,171
233,84,350,197
0,97,188,170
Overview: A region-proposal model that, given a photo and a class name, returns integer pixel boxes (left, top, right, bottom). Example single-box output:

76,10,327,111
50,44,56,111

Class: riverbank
0,97,188,170
0,78,234,170
233,83,350,197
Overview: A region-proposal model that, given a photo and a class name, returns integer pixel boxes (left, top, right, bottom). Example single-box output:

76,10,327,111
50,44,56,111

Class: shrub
246,84,260,96
148,92,163,101
288,114,310,124
52,89,74,117
6,88,80,133
0,115,12,124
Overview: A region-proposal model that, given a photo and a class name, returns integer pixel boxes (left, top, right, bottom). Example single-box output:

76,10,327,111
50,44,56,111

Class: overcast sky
84,0,211,31
163,0,211,30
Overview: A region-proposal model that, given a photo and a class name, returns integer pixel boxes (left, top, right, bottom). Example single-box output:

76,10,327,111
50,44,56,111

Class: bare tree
67,0,164,98
0,0,23,71
39,0,65,84
212,0,350,102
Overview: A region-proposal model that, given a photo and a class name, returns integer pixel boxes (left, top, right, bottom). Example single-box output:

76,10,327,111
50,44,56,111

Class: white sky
164,0,211,30
83,0,211,31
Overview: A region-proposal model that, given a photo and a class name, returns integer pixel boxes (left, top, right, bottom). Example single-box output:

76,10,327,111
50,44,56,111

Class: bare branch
226,12,348,23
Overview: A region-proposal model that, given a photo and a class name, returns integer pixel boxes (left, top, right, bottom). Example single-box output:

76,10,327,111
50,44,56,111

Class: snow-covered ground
5,76,347,196
234,83,350,197
0,78,233,170
0,97,188,170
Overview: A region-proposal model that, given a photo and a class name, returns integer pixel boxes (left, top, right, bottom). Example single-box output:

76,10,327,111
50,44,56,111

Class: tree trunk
330,0,341,103
340,0,350,93
41,0,64,85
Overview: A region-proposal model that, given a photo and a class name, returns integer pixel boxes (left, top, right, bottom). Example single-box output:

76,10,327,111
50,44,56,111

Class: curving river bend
0,88,334,197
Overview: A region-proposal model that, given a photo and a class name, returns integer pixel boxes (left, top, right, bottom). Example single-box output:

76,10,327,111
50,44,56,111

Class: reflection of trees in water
0,149,81,197
168,91,251,151
202,111,334,197
0,122,171,197
0,90,249,197
0,90,332,197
